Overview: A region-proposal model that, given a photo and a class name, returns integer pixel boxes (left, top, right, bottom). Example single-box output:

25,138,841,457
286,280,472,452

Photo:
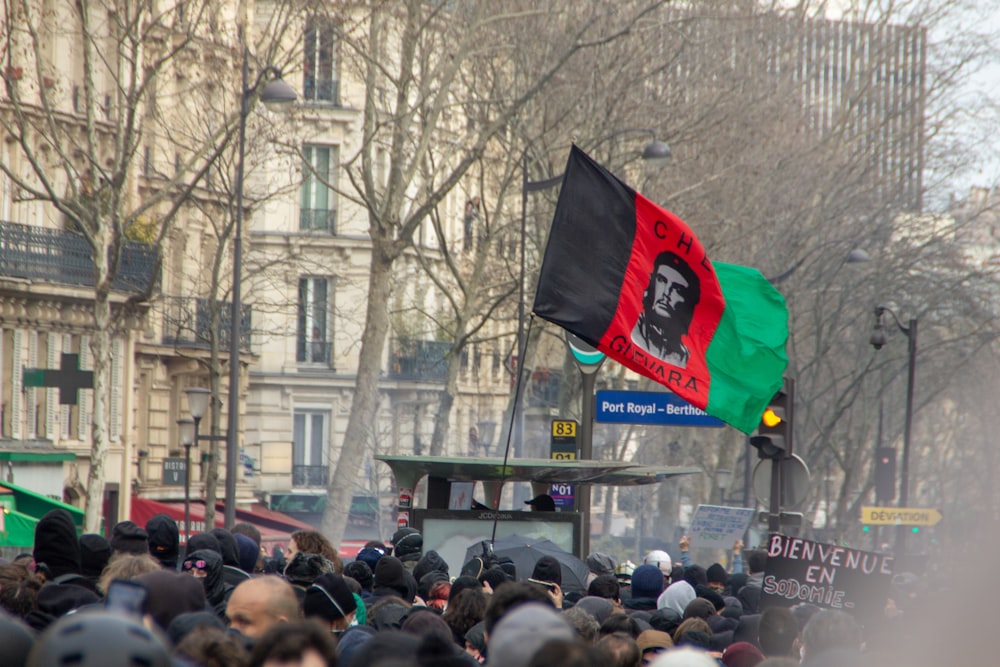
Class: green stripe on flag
705,262,789,433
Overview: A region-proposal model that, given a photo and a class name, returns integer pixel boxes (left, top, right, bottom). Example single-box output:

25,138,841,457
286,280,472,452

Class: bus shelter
376,454,700,565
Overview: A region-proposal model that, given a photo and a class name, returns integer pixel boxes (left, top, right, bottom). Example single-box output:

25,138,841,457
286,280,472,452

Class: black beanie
304,573,357,622
683,564,708,588
529,555,562,587
392,527,423,559
78,534,111,580
706,563,728,585
109,521,149,555
33,509,80,579
145,514,179,568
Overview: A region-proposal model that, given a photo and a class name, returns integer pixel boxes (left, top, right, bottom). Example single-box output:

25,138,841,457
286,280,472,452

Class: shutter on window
110,337,123,442
77,336,92,437
11,329,23,440
26,331,37,439
46,333,59,441
62,334,72,439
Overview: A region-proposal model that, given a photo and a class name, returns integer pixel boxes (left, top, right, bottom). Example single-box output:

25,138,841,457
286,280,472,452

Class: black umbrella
464,534,590,594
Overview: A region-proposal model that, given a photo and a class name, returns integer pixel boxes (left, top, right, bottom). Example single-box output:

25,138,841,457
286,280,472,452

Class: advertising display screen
412,509,582,575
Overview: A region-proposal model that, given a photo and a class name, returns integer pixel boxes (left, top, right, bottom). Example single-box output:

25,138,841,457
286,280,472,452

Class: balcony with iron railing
388,338,450,382
292,464,329,488
299,208,336,233
0,220,156,292
161,296,252,352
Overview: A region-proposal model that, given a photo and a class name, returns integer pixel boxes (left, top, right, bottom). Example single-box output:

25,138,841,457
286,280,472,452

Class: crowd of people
0,507,981,666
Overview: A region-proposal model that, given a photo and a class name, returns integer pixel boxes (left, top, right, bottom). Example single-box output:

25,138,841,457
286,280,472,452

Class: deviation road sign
860,506,942,527
595,390,724,427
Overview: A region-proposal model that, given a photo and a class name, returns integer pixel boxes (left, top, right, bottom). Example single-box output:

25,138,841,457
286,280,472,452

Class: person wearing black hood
210,527,250,585
145,514,180,570
371,556,415,604
33,509,81,582
412,549,449,584
182,548,232,619
78,534,111,589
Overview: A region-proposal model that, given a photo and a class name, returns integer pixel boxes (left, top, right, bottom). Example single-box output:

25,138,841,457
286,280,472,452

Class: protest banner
687,504,754,549
761,533,893,621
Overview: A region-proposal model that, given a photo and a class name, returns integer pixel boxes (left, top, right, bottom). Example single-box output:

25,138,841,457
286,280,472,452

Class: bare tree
316,0,663,542
0,0,304,530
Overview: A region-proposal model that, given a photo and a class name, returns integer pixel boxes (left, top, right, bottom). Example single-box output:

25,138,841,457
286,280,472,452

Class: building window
299,144,336,232
297,277,330,364
303,18,338,104
293,410,329,487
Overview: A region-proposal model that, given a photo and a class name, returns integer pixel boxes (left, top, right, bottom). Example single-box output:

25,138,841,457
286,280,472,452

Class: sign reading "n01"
861,506,942,527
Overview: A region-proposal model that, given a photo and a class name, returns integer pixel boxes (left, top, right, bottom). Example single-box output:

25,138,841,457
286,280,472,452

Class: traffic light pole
896,317,917,558
764,378,793,534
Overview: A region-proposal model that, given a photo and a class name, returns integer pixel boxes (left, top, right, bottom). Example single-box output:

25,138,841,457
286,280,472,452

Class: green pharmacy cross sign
23,353,94,405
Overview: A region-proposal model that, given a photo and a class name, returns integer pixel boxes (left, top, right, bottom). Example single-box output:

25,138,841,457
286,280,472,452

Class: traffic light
875,447,896,502
750,387,791,460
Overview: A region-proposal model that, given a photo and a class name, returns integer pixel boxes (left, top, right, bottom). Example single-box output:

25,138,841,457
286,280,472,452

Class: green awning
0,481,84,527
0,451,75,462
0,508,46,548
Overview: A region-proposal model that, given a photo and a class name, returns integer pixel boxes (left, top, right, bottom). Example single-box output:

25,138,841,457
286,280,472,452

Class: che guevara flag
532,146,788,433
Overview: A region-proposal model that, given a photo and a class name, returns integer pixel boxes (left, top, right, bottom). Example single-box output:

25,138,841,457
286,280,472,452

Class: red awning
130,497,364,557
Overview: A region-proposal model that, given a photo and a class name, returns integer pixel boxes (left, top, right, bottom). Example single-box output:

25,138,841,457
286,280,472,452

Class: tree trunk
322,244,394,543
428,322,467,457
83,285,112,533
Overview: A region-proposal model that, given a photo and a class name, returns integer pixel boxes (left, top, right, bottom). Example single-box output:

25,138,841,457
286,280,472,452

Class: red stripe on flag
598,193,725,409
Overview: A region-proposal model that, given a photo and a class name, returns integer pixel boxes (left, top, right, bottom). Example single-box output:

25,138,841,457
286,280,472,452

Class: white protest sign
688,504,754,549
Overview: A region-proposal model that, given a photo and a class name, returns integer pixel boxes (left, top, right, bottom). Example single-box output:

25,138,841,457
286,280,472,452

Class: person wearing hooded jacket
210,527,251,586
412,549,449,584
32,509,81,582
182,548,232,620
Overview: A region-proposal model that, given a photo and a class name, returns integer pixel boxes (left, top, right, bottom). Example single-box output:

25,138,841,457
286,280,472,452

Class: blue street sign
595,390,725,427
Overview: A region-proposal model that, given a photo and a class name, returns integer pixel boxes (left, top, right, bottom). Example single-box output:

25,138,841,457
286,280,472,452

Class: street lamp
177,417,195,544
226,50,296,529
870,304,918,557
767,242,870,285
565,332,605,557
183,386,226,534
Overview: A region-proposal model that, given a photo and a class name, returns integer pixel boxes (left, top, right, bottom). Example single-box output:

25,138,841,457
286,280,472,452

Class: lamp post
870,305,917,557
177,417,195,544
182,385,227,531
225,49,296,529
565,332,606,557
